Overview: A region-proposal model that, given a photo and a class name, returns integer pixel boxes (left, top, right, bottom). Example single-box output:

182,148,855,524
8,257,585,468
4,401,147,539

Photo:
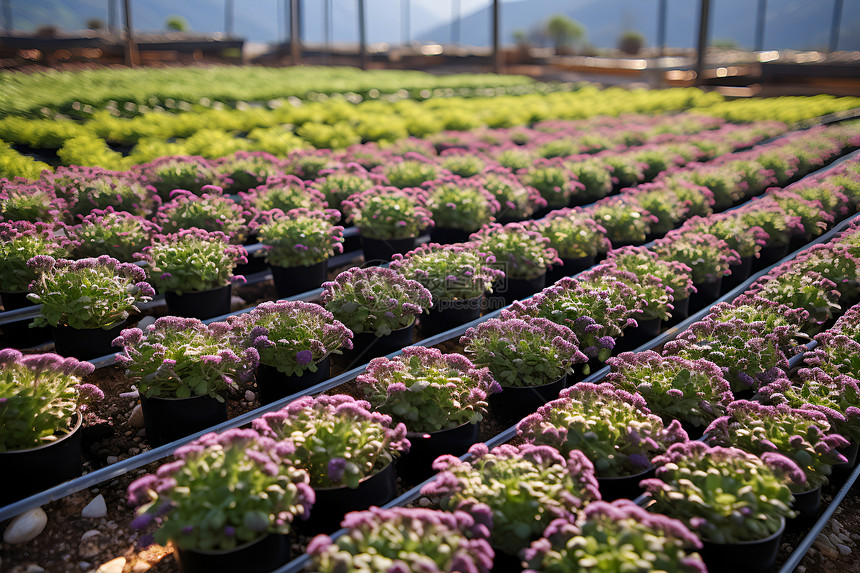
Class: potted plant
641,442,801,573
516,382,688,500
680,214,767,292
53,167,160,219
771,191,834,248
746,269,842,334
252,208,344,297
509,277,637,374
803,307,860,380
540,209,610,283
239,175,328,215
127,428,313,573
341,186,433,263
378,157,443,189
605,351,733,437
0,349,100,505
522,500,706,573
425,177,500,244
789,244,860,306
706,294,810,353
736,198,802,268
653,231,740,308
461,313,587,421
705,400,849,520
0,221,67,308
518,158,584,211
307,507,494,573
439,151,487,177
606,246,695,324
154,187,250,244
480,168,546,223
421,443,601,561
603,153,647,188
113,316,259,446
212,150,285,193
390,242,504,334
628,187,689,239
565,158,614,204
663,317,790,396
357,346,501,479
589,198,658,248
63,208,159,262
0,182,67,223
310,162,383,220
321,266,432,364
252,394,409,532
230,300,353,404
470,222,561,304
140,228,248,320
138,155,221,200
27,255,154,359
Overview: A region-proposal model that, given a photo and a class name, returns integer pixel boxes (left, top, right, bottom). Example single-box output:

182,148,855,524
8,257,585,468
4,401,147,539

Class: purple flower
327,458,347,483
295,350,314,366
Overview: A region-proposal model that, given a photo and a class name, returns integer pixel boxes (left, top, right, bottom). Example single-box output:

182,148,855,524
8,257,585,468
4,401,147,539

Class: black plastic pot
689,277,723,311
680,419,706,440
174,533,291,573
165,284,232,320
546,254,595,285
255,356,331,405
0,290,52,349
420,296,483,335
492,549,523,572
489,375,567,425
270,260,327,299
699,518,784,573
497,273,546,306
140,393,228,447
596,466,655,502
398,422,481,483
721,255,753,294
429,226,473,245
0,414,82,506
832,440,860,484
360,235,416,265
790,485,821,526
755,243,789,271
666,296,690,327
340,323,415,367
234,236,268,278
615,317,661,353
52,320,127,360
302,463,398,534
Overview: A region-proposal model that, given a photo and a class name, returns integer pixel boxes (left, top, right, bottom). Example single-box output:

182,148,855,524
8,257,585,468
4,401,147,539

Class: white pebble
82,494,107,518
128,404,144,428
79,562,92,571
81,529,101,541
3,507,48,544
25,566,45,573
119,389,139,399
137,316,156,329
245,390,255,402
837,543,852,556
96,557,126,573
230,295,245,307
106,456,119,464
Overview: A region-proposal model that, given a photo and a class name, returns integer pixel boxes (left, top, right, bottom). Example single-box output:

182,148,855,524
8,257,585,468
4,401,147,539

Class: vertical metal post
657,0,667,56
2,0,12,33
289,0,301,64
830,0,843,52
107,0,117,35
694,0,710,86
358,0,367,69
324,0,331,55
122,0,139,66
491,0,500,73
224,0,233,37
451,0,460,45
402,0,410,46
754,0,766,51
296,0,303,44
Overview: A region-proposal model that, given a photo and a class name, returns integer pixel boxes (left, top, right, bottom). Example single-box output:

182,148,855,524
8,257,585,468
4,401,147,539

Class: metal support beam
289,0,301,64
122,0,139,67
657,0,667,56
754,0,767,51
694,0,710,86
402,0,410,46
358,0,367,69
491,0,501,73
224,0,233,37
107,0,117,35
451,0,460,45
830,0,843,52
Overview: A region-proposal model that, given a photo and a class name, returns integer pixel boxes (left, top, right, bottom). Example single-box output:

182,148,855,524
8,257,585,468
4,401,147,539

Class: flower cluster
517,382,688,477
230,300,353,376
746,269,841,333
0,349,99,451
253,208,344,268
139,228,247,295
522,500,705,573
307,507,494,573
153,188,250,243
113,316,258,400
252,394,410,488
653,231,740,285
137,155,221,199
212,150,285,193
605,351,733,429
0,221,67,293
379,158,442,189
707,295,810,351
424,177,500,232
127,428,313,551
607,246,695,302
239,174,328,214
579,263,673,322
422,443,600,553
470,222,561,280
27,255,154,329
480,168,546,221
0,181,67,223
518,158,584,208
358,346,501,433
390,242,504,303
63,208,159,262
641,442,799,544
321,266,432,337
341,186,433,240
589,198,657,245
48,167,159,218
705,400,848,490
681,213,768,259
310,163,381,213
461,313,587,387
540,209,610,259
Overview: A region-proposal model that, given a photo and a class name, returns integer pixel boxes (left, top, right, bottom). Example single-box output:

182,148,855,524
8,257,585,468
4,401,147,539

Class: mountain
9,0,860,51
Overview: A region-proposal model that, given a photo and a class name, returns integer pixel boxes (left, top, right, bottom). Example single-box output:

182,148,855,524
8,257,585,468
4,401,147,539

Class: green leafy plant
254,208,344,268
63,208,158,262
540,209,609,259
471,222,560,280
653,231,740,285
154,187,250,243
341,186,432,240
425,177,500,232
0,221,67,293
